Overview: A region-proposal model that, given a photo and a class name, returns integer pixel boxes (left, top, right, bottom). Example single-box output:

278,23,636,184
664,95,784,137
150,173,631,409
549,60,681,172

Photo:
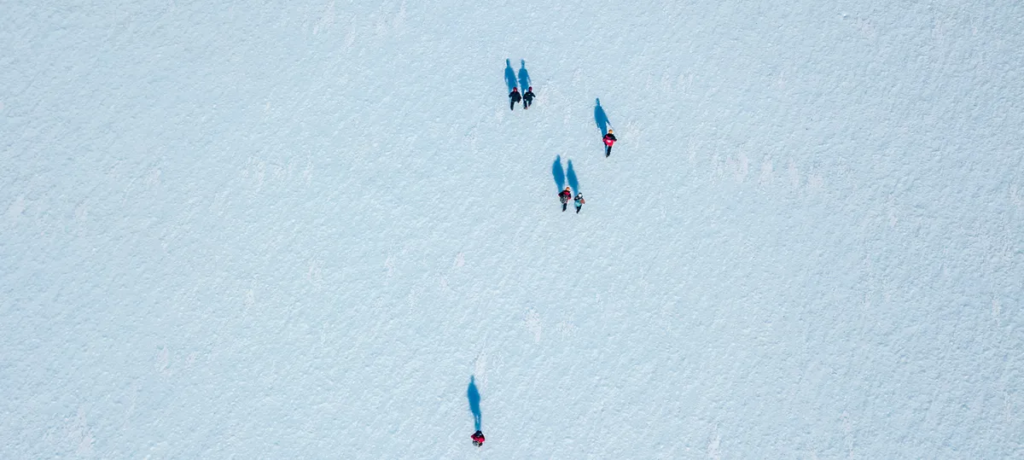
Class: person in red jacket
603,129,617,157
558,186,572,212
509,87,521,110
471,430,485,447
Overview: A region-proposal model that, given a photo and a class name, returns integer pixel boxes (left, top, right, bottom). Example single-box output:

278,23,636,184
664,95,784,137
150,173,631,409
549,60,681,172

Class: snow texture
2,0,1023,458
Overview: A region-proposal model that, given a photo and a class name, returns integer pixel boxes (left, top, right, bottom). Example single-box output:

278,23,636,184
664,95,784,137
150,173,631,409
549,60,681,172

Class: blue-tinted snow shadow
567,160,579,194
505,59,517,92
518,60,531,91
552,155,566,192
468,376,482,431
594,98,610,136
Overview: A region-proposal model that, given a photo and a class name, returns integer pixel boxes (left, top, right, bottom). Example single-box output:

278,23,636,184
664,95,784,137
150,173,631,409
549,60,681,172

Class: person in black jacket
522,87,535,109
509,87,521,110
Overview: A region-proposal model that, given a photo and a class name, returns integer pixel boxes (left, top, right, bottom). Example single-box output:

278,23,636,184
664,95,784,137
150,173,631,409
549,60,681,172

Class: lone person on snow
522,87,535,109
559,186,572,212
509,87,521,110
603,129,617,157
471,430,486,447
574,192,585,213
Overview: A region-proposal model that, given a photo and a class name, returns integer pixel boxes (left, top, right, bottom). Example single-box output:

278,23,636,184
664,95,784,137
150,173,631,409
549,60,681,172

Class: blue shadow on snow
505,59,518,92
518,59,531,91
552,155,566,192
567,160,580,194
594,98,610,136
468,376,482,431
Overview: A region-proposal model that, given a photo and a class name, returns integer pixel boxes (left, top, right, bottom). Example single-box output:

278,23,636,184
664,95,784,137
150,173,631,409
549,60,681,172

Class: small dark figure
574,193,585,213
603,129,617,157
559,187,572,212
471,430,485,447
523,87,535,109
509,87,521,110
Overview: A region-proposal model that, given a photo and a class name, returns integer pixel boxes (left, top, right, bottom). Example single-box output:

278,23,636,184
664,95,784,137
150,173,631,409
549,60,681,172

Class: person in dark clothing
509,87,521,110
574,192,585,213
559,186,572,212
603,129,617,157
522,87,535,109
471,430,485,447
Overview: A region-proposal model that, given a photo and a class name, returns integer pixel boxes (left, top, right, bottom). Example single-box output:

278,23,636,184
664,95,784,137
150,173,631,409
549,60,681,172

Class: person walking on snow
509,87,521,110
603,129,617,157
574,192,585,213
559,186,572,212
523,87,535,109
471,430,486,447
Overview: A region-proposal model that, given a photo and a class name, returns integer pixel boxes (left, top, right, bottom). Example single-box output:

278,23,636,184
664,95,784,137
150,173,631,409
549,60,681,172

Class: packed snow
2,0,1023,458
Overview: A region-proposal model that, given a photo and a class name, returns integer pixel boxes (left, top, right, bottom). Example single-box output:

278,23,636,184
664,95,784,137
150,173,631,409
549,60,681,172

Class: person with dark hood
509,87,521,110
471,430,486,447
574,192,585,213
522,86,535,109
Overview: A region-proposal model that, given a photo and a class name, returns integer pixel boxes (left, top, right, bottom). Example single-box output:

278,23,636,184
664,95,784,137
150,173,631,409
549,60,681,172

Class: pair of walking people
509,87,535,110
559,187,585,213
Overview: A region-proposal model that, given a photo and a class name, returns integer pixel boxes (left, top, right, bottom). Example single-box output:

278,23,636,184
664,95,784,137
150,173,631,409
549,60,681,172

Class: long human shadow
518,59,531,91
594,98,610,136
504,59,517,92
467,376,482,431
567,160,580,195
552,155,566,192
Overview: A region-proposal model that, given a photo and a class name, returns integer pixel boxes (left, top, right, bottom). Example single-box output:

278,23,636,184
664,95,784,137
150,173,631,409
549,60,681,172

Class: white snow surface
3,0,1024,458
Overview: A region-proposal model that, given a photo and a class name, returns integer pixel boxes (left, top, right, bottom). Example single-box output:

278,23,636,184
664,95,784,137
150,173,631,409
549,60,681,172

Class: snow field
2,0,1023,458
